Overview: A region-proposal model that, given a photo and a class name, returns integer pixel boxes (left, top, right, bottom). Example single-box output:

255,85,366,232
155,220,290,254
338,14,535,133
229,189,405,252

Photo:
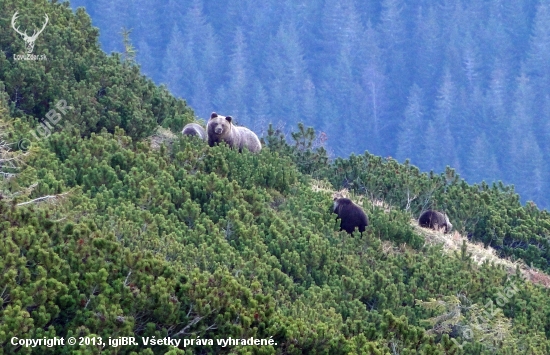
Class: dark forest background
68,0,549,209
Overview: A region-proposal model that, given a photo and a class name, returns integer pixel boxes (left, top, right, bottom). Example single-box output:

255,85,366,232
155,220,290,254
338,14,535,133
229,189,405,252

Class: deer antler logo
11,11,49,54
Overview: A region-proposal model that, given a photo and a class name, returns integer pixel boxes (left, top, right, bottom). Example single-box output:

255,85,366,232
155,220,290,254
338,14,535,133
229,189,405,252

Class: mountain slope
1,2,550,355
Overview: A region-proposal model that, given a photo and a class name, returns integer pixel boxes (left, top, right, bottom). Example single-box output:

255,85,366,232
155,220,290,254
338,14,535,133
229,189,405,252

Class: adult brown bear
418,210,453,233
206,112,261,153
333,198,369,235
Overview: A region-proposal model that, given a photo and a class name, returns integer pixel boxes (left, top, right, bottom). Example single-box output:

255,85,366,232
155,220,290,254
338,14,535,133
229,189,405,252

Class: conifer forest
71,0,550,209
1,0,550,354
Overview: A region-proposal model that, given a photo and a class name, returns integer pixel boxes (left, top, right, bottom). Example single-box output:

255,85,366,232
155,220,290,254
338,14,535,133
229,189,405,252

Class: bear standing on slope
333,198,369,235
418,210,453,233
182,123,207,141
206,112,262,153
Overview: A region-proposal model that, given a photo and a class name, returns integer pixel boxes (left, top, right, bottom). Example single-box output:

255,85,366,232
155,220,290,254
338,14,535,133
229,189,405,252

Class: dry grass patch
149,126,178,150
414,221,550,288
415,222,517,270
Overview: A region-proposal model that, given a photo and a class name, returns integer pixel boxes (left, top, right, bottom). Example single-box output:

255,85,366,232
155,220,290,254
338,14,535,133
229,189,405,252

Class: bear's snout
214,125,224,134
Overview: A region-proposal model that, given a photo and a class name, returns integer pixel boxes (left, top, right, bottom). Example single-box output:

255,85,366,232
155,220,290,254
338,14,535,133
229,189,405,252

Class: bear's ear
210,112,218,119
225,116,233,123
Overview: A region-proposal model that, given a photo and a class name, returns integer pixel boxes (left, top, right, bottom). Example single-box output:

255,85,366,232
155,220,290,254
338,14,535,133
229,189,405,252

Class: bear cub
418,210,453,233
333,198,369,235
182,123,207,141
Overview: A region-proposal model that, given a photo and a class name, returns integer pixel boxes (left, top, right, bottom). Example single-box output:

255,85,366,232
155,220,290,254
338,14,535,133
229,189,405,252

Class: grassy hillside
1,1,550,355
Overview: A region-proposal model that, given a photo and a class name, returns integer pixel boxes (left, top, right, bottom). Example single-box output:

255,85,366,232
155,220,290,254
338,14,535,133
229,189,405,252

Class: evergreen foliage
0,0,194,141
2,1,550,354
69,0,550,208
267,126,550,274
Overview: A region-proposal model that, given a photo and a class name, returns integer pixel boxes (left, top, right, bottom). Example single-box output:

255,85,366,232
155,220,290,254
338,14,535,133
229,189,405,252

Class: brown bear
206,112,262,153
182,123,207,141
333,198,369,235
418,210,453,233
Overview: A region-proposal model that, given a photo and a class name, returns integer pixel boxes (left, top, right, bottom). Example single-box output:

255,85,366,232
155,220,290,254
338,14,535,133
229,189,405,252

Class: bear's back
419,210,450,232
234,126,262,153
182,123,206,140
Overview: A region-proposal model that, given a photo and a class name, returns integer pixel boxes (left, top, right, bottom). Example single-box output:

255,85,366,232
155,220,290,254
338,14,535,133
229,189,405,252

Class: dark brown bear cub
333,198,369,235
418,210,453,233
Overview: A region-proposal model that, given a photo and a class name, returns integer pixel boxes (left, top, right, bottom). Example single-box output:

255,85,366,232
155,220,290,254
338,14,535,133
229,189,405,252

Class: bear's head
208,112,233,136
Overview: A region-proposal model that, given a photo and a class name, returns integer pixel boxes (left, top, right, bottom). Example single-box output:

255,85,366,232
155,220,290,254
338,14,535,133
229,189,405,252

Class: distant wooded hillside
2,1,550,354
69,0,549,209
